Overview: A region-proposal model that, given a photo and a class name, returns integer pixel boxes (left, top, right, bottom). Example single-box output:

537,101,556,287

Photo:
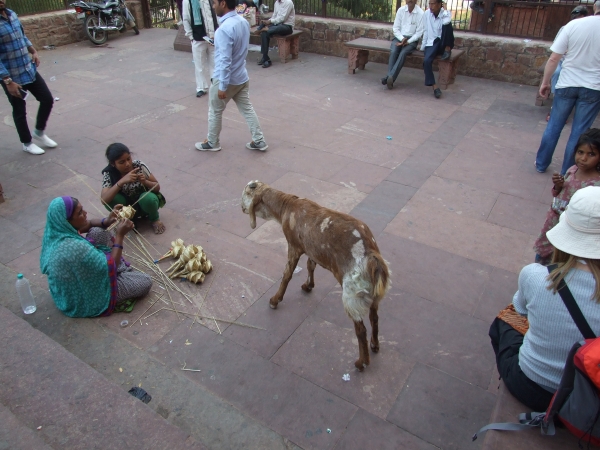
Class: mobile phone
18,88,29,100
203,36,214,45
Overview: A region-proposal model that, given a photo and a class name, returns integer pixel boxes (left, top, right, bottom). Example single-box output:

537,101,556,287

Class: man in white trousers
183,0,219,97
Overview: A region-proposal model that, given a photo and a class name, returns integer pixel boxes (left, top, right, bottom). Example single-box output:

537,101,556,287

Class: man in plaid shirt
1,0,57,155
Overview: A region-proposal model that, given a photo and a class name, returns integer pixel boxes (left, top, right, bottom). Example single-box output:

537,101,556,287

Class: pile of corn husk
164,240,212,284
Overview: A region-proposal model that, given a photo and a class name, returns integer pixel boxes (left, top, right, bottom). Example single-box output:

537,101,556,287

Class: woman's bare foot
152,220,166,234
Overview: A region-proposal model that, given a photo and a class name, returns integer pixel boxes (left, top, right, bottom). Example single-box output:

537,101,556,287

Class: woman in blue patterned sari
40,197,152,318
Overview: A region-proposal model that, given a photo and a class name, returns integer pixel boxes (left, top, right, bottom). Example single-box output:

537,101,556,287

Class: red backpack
474,267,600,446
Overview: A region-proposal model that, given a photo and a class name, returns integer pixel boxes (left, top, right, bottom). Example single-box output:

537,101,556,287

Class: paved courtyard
0,27,585,449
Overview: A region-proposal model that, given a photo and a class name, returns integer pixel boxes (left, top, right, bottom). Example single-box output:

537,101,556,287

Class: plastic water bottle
15,274,36,314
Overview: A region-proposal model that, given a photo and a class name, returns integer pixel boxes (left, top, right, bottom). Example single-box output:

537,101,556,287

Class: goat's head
241,180,266,229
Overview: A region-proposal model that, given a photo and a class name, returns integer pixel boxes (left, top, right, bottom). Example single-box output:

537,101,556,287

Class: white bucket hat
547,186,600,259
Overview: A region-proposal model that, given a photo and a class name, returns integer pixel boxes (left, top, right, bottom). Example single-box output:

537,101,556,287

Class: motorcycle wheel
84,14,108,45
133,25,139,35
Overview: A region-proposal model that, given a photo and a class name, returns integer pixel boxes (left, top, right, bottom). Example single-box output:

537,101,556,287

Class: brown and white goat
241,180,390,371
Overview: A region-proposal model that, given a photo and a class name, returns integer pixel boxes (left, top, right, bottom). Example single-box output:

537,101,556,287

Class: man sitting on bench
382,0,424,90
256,0,295,68
421,0,454,99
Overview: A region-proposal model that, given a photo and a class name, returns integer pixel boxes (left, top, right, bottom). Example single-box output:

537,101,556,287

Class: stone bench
251,28,303,63
482,381,579,449
345,37,465,89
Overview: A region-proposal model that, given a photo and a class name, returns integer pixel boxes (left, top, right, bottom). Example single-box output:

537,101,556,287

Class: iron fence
263,0,397,22
149,0,177,25
444,0,589,40
262,0,589,40
9,0,69,16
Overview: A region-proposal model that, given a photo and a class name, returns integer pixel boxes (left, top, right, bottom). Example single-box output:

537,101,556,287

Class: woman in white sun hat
490,185,600,411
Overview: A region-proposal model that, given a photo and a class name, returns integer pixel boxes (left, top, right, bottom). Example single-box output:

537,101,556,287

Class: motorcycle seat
86,1,119,8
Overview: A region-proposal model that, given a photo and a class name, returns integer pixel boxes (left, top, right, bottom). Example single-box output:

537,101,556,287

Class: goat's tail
366,252,390,302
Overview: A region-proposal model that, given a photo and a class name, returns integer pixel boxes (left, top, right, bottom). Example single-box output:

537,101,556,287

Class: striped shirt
0,9,36,85
513,263,600,390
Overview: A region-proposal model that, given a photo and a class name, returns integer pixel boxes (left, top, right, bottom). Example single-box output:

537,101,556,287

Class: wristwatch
3,77,12,85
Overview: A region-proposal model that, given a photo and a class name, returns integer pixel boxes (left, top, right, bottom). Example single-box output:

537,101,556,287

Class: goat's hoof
301,283,313,292
370,341,379,353
354,360,365,371
269,303,277,309
269,296,280,309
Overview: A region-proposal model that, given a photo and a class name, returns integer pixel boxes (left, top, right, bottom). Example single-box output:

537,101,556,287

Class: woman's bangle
116,182,120,188
101,218,107,228
112,244,124,249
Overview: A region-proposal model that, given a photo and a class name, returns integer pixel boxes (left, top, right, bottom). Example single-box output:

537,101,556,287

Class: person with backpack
489,186,600,412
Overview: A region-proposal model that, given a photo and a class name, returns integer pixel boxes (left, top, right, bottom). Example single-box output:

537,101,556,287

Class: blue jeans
535,87,600,174
387,39,417,82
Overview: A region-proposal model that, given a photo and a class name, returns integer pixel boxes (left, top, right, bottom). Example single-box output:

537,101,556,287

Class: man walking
0,0,56,155
196,0,268,152
534,13,600,174
183,0,219,97
420,0,454,99
256,0,295,68
381,0,424,90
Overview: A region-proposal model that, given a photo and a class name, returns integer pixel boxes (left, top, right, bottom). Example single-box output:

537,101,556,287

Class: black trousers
423,24,455,86
261,24,293,59
489,318,554,412
1,72,54,144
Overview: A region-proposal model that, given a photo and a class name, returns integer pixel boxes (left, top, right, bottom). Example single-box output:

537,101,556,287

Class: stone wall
20,1,144,49
295,16,551,86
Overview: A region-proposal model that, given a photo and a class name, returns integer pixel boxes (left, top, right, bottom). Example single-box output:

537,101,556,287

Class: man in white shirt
256,0,295,68
534,14,600,174
381,0,424,90
420,0,454,99
182,0,219,97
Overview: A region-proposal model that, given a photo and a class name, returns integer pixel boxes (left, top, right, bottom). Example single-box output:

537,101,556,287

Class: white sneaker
33,132,57,148
22,143,45,155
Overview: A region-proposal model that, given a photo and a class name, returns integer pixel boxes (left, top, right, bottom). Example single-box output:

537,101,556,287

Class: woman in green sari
40,197,152,318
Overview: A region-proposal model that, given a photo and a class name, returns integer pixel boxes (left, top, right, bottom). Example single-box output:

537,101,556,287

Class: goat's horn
249,181,257,189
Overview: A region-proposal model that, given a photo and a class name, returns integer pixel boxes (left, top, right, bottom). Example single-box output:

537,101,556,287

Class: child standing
534,129,600,265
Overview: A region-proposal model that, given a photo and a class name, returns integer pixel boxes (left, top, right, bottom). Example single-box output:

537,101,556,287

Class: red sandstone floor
0,27,592,449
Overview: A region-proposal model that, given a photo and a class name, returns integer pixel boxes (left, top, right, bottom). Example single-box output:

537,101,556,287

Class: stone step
481,382,578,449
0,262,297,450
0,402,53,450
0,304,203,450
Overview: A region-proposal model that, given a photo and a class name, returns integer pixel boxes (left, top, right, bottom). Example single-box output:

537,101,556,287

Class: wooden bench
345,37,465,89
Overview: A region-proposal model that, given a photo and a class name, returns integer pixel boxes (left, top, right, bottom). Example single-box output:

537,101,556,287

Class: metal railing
264,0,397,22
9,0,69,16
444,0,589,39
149,0,177,25
263,0,589,40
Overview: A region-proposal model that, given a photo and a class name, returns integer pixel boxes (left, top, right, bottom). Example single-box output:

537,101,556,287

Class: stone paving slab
0,27,591,449
0,305,203,450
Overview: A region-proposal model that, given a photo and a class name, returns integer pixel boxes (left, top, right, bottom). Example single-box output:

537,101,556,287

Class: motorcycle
71,0,139,45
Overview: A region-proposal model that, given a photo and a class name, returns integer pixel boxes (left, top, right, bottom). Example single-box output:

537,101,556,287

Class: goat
241,180,390,371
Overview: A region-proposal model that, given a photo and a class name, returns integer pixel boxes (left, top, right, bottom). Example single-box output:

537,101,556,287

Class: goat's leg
301,258,316,292
270,248,302,309
353,320,370,371
369,305,379,353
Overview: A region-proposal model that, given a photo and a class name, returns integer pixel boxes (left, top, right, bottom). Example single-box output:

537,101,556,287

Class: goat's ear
248,192,262,229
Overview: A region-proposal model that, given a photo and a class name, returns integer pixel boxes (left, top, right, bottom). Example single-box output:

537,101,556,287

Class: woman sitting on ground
100,143,166,234
490,186,600,411
40,196,152,318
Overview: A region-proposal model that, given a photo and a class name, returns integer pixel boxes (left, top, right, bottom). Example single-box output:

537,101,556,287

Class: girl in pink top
534,129,600,264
